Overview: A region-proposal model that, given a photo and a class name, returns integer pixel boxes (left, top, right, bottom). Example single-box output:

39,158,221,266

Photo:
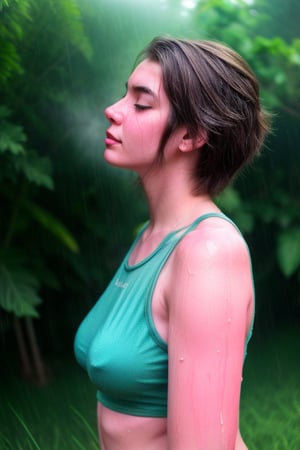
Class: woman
74,36,270,450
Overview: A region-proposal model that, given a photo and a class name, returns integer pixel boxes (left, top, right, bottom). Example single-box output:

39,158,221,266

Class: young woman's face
104,59,171,173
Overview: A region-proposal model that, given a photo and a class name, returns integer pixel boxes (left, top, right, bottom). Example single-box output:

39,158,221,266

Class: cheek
133,117,165,146
148,113,169,142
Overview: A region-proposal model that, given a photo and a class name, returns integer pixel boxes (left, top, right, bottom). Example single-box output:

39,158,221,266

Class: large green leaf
0,0,32,85
0,120,26,155
47,0,92,60
0,253,41,317
0,39,23,85
0,1,10,9
22,200,80,253
277,229,300,277
194,0,300,118
1,187,79,253
14,152,54,190
0,108,54,188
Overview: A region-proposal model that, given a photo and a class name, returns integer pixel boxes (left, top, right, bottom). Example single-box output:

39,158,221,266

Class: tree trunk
13,315,49,385
24,316,48,385
13,316,33,379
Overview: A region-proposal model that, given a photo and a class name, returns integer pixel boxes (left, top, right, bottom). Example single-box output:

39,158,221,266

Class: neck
138,161,217,235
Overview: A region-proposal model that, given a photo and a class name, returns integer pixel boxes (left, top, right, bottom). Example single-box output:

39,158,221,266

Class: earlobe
179,130,207,153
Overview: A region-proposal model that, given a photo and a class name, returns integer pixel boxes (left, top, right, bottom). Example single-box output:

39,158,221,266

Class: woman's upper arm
167,225,253,450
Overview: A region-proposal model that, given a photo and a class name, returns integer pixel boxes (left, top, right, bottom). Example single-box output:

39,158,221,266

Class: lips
105,131,121,146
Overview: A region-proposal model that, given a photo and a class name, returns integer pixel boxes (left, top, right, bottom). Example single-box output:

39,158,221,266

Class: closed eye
134,104,152,111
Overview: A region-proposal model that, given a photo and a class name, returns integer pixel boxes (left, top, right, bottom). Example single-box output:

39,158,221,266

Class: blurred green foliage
0,0,299,358
195,0,300,304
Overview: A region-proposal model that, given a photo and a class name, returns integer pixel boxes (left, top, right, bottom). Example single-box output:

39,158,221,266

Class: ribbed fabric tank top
74,213,254,417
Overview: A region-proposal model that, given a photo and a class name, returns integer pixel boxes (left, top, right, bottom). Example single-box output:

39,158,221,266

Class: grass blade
8,404,41,450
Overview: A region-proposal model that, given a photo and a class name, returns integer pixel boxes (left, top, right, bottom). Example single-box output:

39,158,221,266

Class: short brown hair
139,36,270,196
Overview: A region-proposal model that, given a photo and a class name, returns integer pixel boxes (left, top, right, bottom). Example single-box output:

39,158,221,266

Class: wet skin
96,217,252,450
99,59,252,450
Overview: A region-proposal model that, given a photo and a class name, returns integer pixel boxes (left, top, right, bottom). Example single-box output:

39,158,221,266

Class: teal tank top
74,213,254,417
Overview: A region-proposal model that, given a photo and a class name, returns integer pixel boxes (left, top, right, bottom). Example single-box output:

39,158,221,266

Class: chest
82,262,170,398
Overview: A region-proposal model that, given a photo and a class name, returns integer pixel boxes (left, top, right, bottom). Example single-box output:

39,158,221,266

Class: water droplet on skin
206,239,217,255
220,411,224,426
179,357,184,362
187,266,197,275
217,349,221,353
227,317,232,324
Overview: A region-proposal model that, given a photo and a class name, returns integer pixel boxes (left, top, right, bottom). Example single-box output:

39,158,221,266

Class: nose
105,101,123,124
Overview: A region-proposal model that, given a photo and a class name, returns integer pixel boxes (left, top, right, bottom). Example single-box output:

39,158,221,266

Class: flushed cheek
129,118,163,148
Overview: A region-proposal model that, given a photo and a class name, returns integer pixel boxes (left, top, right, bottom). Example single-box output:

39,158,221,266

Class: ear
178,129,207,153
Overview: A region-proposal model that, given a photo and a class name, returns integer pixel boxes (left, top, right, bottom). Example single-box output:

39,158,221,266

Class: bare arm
167,223,253,450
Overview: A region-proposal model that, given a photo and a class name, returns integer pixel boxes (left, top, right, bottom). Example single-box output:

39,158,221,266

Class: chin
103,149,119,165
103,150,129,169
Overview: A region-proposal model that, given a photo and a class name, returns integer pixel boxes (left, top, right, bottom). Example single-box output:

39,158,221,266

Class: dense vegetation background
1,0,299,385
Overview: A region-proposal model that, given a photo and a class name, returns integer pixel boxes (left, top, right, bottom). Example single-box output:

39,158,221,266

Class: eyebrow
125,82,158,102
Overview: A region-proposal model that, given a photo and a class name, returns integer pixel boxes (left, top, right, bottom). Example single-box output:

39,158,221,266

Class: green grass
240,326,300,450
1,325,300,449
0,357,99,450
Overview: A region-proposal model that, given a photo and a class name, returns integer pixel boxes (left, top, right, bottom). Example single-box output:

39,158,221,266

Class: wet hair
139,36,270,196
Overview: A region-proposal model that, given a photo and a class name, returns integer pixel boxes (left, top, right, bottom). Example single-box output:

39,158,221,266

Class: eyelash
134,104,152,111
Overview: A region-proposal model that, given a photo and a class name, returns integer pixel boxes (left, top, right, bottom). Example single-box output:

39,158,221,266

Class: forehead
128,59,166,98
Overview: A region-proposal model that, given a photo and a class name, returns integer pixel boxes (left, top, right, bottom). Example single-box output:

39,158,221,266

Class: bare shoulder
166,215,254,342
173,216,251,272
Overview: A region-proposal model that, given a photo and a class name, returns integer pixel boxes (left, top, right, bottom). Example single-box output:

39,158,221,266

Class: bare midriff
97,403,248,450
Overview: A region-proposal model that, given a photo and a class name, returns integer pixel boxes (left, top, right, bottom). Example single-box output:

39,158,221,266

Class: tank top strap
125,213,243,271
189,212,240,232
167,212,241,244
150,211,244,273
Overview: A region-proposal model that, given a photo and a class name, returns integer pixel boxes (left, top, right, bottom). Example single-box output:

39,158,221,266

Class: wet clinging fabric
74,213,254,417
